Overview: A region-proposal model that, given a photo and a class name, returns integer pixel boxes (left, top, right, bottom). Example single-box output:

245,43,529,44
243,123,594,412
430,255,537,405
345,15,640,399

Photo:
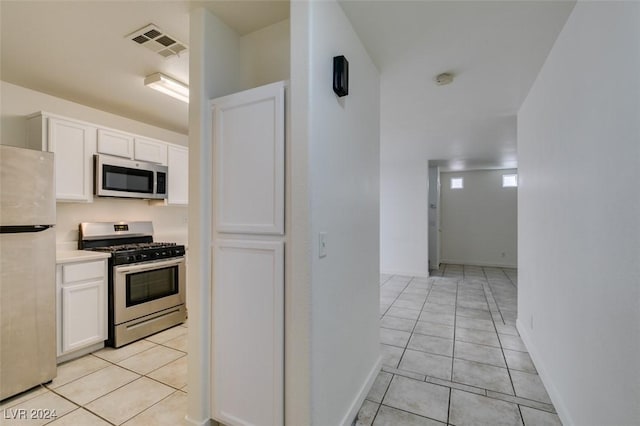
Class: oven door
113,257,185,325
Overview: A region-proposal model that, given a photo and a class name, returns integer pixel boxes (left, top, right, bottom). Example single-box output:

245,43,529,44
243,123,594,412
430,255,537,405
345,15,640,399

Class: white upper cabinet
97,130,168,165
134,137,168,165
167,144,188,205
27,111,187,206
28,114,96,202
97,128,134,158
212,81,285,235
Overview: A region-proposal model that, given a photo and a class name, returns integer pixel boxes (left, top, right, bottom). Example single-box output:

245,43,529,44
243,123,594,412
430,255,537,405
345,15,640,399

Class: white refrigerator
0,145,56,400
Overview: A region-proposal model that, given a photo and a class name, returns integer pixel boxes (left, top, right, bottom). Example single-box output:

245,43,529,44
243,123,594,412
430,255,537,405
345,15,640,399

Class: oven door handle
115,257,184,274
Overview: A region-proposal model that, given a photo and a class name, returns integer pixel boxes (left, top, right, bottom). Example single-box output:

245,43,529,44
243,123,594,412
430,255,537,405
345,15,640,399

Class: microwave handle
115,257,184,274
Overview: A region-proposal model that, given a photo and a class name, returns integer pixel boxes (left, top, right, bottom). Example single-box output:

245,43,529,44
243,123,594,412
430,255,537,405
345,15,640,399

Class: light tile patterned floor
2,265,561,426
0,322,188,426
357,264,562,426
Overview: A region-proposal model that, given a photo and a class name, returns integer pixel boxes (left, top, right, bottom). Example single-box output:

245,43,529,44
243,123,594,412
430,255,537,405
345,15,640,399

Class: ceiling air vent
126,24,188,58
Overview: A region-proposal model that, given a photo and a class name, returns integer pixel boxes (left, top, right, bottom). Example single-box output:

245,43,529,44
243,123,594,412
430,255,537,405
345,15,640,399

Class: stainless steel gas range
79,221,186,348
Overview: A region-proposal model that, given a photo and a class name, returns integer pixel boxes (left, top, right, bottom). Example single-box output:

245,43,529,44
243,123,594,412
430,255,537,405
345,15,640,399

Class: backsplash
56,198,187,248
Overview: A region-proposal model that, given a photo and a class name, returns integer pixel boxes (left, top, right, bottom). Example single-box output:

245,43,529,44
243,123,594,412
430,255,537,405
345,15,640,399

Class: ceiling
0,1,290,135
341,0,575,170
1,1,574,170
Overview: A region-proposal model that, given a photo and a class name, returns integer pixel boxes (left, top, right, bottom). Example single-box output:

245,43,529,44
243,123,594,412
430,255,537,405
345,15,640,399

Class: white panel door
212,81,285,235
212,239,284,426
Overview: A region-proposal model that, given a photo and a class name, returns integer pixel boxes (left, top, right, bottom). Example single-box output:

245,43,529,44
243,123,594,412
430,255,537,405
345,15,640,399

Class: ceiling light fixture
435,72,454,86
144,73,189,103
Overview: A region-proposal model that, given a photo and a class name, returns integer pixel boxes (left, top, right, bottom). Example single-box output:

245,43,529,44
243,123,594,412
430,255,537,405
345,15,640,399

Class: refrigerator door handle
0,225,55,234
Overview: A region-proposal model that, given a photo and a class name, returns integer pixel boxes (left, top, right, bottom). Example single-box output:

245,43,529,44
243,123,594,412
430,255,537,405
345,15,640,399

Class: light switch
319,232,327,258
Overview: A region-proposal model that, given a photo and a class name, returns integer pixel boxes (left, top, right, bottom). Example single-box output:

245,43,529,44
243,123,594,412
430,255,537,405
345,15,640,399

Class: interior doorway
427,163,441,273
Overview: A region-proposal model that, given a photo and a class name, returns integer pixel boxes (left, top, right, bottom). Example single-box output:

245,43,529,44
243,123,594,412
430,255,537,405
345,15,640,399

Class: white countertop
56,250,111,264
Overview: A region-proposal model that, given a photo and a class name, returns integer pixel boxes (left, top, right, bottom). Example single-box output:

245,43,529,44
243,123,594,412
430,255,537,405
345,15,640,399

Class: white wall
0,81,187,148
55,200,187,246
239,19,290,90
379,70,430,277
288,4,312,424
187,7,241,425
187,11,290,425
380,159,429,276
517,3,640,425
0,81,188,246
291,1,381,424
440,169,517,267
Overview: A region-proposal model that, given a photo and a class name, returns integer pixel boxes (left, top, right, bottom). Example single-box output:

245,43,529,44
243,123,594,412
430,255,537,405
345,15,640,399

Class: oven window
103,165,154,194
126,266,178,307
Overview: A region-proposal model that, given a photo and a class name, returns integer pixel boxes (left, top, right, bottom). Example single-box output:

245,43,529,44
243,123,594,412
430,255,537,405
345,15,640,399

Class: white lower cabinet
212,239,284,426
56,259,108,360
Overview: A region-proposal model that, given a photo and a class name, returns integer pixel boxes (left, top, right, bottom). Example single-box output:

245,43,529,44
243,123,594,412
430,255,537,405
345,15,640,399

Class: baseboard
381,269,429,279
516,319,573,426
57,342,105,364
340,355,382,426
184,415,216,426
439,259,517,269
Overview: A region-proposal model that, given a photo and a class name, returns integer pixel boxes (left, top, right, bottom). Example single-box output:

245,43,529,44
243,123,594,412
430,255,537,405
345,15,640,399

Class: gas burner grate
92,242,178,253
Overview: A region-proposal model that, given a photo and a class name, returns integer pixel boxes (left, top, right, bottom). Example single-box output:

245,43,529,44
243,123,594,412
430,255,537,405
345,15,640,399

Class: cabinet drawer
62,261,104,283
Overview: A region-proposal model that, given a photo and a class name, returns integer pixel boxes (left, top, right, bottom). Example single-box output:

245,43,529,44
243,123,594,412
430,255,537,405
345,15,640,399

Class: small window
503,174,518,188
451,177,464,189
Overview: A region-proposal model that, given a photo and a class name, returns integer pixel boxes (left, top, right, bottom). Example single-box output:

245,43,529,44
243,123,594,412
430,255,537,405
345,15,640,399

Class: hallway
356,265,560,425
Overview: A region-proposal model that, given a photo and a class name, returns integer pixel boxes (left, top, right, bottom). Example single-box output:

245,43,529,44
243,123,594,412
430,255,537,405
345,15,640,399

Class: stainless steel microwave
94,154,168,199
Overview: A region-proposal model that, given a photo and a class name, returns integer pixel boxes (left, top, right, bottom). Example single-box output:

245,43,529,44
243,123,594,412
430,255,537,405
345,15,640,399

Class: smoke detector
126,24,188,58
435,72,454,86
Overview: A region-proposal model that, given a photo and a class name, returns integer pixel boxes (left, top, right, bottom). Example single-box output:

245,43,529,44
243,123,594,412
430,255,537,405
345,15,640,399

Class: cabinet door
61,279,106,353
97,128,134,158
135,137,168,165
167,145,188,205
48,117,96,202
212,81,285,235
212,239,284,426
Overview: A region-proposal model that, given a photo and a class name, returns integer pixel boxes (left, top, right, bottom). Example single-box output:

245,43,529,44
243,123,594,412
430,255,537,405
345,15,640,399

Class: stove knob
161,251,167,256
154,252,161,257
140,254,148,260
128,256,136,262
174,249,181,256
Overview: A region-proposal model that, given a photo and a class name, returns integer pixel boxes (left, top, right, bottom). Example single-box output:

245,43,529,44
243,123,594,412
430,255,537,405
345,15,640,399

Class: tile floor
2,265,561,426
0,322,188,425
356,264,562,426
